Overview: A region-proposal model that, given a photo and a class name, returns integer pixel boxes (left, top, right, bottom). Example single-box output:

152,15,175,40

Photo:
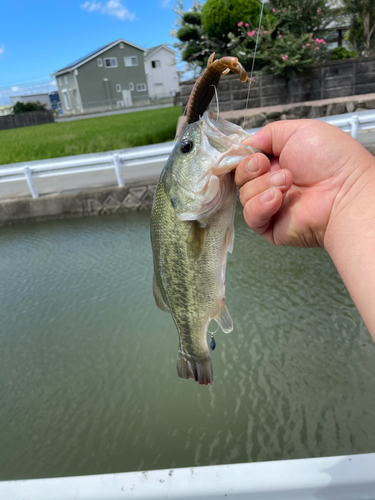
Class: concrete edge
0,181,158,226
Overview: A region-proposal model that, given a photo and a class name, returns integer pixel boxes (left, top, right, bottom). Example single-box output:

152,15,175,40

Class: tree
201,0,261,42
344,0,375,56
172,0,263,71
13,101,47,114
228,0,332,79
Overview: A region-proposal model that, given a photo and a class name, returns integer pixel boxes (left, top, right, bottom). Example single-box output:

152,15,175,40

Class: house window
129,82,134,91
64,76,68,84
151,60,161,68
58,77,62,85
97,58,103,67
62,90,71,110
116,84,121,92
124,56,138,67
136,83,147,92
104,57,118,68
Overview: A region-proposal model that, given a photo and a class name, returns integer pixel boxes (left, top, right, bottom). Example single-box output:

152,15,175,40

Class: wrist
324,152,375,340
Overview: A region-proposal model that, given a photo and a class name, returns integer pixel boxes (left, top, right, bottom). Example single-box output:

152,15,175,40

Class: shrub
13,101,47,114
330,46,358,60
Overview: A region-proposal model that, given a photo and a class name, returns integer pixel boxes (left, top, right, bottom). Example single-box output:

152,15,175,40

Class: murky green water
0,208,374,481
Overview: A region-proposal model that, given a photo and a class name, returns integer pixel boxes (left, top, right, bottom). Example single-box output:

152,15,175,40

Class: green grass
0,106,182,165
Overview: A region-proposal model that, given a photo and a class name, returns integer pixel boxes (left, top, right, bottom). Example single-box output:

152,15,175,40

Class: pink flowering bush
231,16,327,79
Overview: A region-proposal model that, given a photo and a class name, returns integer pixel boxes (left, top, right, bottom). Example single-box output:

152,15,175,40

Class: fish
151,111,257,385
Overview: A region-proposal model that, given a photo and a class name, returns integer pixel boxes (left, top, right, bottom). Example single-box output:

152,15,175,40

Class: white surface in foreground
0,453,374,500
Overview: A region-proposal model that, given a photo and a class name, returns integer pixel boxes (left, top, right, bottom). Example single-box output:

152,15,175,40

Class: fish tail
177,350,213,385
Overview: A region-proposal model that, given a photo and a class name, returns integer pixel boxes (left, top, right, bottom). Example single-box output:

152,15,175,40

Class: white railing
0,143,173,199
0,109,374,199
0,453,374,500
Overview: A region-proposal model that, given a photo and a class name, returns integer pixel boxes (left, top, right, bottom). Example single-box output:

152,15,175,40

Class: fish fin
177,350,213,385
215,302,233,334
153,274,170,313
224,225,235,255
187,221,207,264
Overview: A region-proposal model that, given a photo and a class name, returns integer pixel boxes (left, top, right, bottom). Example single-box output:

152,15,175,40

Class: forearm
325,163,375,342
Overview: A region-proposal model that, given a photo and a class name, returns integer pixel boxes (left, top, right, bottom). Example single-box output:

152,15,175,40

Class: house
51,39,149,114
9,93,52,110
0,105,13,116
144,44,180,100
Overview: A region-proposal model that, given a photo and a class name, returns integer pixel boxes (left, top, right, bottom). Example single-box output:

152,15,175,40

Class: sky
0,0,194,105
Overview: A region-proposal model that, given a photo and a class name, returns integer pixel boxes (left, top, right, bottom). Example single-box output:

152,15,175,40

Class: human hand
235,119,374,249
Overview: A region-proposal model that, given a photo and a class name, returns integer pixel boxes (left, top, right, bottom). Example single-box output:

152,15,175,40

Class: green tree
172,0,264,71
201,0,261,41
344,0,375,56
13,101,46,114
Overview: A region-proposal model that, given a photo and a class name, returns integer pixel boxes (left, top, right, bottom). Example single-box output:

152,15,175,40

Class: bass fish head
163,111,257,221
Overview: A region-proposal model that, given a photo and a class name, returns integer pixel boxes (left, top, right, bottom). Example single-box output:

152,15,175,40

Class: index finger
244,120,309,157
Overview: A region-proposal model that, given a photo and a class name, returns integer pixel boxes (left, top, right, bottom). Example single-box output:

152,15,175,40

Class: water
0,208,374,481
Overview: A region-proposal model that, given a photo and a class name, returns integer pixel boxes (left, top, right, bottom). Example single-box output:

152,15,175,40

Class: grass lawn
0,106,182,165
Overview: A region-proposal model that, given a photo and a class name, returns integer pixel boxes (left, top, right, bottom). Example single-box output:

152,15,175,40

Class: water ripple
0,209,374,480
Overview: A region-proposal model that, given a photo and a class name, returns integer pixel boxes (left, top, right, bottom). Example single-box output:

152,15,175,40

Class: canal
0,207,374,480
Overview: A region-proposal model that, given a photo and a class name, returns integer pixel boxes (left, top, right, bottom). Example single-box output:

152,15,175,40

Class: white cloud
161,0,172,7
0,45,5,56
0,80,57,106
80,0,135,20
81,1,101,12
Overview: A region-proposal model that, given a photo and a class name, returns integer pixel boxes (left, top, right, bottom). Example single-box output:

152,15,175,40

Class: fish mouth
201,111,252,149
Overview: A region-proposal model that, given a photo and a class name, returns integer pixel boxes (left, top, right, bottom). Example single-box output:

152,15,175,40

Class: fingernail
260,188,275,203
270,171,286,187
246,155,259,173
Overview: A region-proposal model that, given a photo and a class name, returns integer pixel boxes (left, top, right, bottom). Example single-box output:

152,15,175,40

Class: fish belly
151,173,236,385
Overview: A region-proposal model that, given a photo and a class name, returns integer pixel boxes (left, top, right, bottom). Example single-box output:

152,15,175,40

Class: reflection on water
0,208,374,480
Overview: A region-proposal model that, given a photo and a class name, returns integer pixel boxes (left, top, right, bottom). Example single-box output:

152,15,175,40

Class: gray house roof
51,39,146,77
144,44,175,59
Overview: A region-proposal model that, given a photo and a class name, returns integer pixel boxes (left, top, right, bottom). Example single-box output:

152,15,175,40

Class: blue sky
0,0,193,105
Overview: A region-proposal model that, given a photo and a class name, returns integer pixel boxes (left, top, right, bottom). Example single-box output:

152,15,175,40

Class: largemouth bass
151,111,256,385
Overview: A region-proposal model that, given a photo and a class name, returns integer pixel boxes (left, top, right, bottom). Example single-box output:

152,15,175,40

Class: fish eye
180,139,194,154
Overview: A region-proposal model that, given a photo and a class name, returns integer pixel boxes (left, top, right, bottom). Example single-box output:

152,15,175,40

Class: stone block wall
180,57,375,111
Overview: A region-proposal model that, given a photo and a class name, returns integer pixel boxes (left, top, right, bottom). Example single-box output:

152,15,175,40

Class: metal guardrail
1,109,375,199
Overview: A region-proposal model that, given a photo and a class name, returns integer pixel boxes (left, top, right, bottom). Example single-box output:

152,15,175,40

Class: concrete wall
0,110,54,130
180,57,375,111
0,182,157,226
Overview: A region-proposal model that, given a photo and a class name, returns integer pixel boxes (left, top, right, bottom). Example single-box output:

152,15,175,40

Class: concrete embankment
0,181,158,226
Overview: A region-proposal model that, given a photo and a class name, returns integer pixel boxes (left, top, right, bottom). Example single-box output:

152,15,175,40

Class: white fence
1,110,375,199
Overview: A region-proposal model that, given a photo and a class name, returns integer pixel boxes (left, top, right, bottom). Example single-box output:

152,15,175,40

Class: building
49,91,62,115
51,39,149,114
144,44,180,100
9,93,52,110
0,105,12,116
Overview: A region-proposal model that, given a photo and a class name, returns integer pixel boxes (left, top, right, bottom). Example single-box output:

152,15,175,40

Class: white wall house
144,45,180,100
9,93,52,110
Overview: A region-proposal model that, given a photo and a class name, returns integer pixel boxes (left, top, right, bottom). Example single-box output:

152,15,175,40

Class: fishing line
243,0,266,127
174,102,189,143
